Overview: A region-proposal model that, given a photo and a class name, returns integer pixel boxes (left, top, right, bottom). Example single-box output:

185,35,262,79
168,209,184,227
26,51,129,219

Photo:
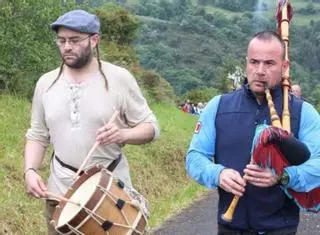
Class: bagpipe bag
252,124,320,212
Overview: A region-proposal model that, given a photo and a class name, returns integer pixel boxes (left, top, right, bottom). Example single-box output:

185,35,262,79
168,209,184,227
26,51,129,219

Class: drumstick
46,191,81,207
74,110,119,179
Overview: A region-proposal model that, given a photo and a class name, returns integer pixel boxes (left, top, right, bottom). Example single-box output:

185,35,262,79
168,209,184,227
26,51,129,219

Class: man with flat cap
23,9,159,234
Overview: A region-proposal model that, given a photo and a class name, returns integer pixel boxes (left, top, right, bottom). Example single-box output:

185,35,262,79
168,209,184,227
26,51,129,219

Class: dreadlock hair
46,42,108,91
46,62,64,92
96,44,108,91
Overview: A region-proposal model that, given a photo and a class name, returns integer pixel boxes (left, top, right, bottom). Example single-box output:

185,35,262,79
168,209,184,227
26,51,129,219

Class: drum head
57,171,101,227
52,166,106,231
51,166,147,235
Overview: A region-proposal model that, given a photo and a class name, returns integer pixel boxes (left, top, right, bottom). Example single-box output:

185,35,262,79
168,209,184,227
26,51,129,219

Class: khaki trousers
45,200,59,235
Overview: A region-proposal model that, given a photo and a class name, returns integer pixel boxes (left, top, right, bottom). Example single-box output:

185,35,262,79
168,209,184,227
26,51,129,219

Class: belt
54,155,79,173
54,154,122,173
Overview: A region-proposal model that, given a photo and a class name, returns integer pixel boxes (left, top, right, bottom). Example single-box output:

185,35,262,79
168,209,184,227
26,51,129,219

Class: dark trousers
218,224,297,235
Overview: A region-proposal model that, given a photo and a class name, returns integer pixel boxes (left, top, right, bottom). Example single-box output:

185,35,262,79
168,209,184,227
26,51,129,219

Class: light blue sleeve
185,95,225,188
286,102,320,192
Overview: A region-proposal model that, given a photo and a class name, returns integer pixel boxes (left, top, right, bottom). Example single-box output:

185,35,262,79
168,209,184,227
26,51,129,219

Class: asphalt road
151,191,320,235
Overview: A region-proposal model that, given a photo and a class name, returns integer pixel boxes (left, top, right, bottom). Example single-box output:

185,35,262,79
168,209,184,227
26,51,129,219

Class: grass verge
0,93,205,234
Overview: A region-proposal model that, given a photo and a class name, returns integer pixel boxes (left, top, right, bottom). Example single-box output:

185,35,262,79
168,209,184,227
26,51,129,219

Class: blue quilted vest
215,84,303,231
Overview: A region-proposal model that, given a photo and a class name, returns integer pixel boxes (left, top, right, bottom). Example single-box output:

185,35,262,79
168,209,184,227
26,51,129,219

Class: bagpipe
221,0,320,222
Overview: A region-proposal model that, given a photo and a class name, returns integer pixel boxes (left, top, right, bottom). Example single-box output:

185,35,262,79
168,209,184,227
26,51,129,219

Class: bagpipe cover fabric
251,124,320,212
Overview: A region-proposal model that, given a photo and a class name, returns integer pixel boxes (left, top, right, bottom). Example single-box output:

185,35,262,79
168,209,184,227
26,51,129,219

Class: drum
51,166,148,235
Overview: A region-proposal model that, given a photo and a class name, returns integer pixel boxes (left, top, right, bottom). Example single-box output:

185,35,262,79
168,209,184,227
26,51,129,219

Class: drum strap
106,154,122,172
53,153,122,173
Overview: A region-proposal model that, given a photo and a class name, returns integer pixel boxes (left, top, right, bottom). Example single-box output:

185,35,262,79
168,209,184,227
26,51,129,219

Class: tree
184,87,220,103
172,0,188,20
159,0,175,20
96,4,140,45
0,0,74,97
197,0,210,5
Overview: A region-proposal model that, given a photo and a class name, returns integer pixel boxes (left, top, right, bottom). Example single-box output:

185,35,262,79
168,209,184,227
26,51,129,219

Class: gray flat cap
50,10,100,34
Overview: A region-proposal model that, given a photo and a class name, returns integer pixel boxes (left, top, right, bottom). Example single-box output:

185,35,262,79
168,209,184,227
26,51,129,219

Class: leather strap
54,153,122,173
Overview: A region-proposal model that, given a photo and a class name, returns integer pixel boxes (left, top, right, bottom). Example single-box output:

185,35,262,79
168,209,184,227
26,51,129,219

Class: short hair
291,84,301,91
250,30,286,59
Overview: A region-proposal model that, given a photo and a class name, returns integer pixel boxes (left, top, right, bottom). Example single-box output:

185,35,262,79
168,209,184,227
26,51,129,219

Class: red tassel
289,188,320,211
252,127,289,175
276,0,293,35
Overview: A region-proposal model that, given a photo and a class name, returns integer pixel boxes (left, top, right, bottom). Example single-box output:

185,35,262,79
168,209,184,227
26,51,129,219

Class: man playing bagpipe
186,30,320,234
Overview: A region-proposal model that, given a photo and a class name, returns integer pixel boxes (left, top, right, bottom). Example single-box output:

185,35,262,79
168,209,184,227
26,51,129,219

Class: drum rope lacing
51,167,149,234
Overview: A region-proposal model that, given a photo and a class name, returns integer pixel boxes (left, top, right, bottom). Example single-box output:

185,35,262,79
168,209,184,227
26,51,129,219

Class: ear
245,56,249,76
90,34,100,48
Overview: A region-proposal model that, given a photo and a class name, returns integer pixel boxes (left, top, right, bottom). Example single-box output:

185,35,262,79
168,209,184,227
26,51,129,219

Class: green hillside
204,0,320,26
117,0,320,109
123,0,320,26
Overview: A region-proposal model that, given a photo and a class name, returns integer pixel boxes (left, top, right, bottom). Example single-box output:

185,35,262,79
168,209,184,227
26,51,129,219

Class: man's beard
62,44,93,69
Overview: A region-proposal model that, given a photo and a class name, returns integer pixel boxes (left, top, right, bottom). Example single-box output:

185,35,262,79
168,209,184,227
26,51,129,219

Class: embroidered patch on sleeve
194,121,202,134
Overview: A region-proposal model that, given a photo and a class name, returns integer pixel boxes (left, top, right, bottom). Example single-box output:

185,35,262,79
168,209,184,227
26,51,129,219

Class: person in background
197,102,204,114
291,84,302,98
186,30,320,234
23,9,159,234
181,99,190,113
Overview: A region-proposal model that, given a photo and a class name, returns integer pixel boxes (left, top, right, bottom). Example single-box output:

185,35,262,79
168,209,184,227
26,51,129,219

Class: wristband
23,168,37,178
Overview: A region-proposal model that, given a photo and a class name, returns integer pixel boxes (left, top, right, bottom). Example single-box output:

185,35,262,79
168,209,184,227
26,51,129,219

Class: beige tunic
26,61,159,195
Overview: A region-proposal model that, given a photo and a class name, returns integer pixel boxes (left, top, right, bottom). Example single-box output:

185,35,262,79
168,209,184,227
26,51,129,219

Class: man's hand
243,164,278,187
96,123,127,145
219,168,246,197
24,170,47,198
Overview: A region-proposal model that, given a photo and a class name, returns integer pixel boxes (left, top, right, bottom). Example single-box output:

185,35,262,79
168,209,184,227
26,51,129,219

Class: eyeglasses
55,35,91,47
